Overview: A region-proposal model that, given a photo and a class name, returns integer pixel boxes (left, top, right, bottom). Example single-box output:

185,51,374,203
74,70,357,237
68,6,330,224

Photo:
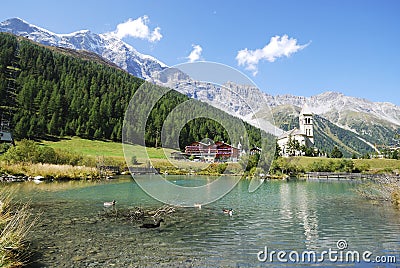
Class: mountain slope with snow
154,71,400,148
0,18,167,79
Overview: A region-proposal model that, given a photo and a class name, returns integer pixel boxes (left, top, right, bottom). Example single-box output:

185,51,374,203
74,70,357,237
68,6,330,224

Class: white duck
103,200,116,207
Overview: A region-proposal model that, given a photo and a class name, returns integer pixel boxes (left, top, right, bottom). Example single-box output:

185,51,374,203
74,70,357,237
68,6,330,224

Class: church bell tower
299,103,314,145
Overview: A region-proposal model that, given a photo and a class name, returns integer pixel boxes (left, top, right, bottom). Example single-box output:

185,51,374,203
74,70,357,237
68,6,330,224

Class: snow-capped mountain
1,17,399,149
267,91,400,127
153,70,400,148
153,69,400,128
0,18,167,79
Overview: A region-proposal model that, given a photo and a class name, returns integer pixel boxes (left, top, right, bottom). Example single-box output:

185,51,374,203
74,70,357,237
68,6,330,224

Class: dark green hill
0,33,269,152
323,110,400,147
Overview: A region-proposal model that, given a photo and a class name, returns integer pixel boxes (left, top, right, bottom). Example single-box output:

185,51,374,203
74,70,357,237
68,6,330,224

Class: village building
0,115,13,145
0,131,13,144
277,104,315,157
184,140,240,162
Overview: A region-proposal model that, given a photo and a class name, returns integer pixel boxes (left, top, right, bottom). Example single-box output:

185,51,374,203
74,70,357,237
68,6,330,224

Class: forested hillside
0,33,266,150
270,105,374,157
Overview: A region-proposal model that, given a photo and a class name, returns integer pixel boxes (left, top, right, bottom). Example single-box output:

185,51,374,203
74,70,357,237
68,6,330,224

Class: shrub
354,162,370,173
239,154,260,172
54,149,85,166
0,143,11,155
131,155,138,165
308,160,328,172
216,163,228,174
330,146,343,158
1,139,87,166
270,157,300,175
307,159,355,173
2,139,45,164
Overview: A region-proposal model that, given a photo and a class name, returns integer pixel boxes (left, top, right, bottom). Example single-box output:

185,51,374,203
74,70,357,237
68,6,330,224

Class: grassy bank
0,139,102,180
42,137,176,164
0,162,99,180
277,156,400,174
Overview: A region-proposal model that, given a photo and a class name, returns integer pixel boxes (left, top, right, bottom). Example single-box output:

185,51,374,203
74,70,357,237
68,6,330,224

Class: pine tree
331,146,343,158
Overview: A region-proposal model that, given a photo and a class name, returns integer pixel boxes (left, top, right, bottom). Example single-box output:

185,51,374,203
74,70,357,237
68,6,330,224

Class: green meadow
42,137,176,164
295,156,400,173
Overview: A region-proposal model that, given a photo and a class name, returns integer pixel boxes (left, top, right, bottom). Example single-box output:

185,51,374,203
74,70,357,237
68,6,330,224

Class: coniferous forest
0,33,269,150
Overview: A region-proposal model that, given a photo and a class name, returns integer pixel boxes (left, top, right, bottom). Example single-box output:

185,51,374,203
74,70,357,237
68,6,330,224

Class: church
277,104,315,157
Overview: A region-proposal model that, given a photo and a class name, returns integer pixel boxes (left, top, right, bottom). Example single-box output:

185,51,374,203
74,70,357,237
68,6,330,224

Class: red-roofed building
185,141,239,162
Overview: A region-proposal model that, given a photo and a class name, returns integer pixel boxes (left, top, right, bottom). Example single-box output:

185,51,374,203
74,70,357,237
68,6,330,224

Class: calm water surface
12,176,400,267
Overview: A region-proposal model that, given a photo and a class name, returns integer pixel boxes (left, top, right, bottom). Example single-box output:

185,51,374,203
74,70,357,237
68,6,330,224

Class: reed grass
0,162,100,180
0,187,38,267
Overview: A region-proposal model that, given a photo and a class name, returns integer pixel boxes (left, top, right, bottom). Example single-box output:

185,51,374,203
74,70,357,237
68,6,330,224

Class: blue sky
1,0,399,105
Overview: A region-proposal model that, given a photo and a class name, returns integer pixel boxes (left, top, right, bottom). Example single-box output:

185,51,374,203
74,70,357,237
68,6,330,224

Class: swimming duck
103,200,116,207
222,208,233,216
140,218,164,229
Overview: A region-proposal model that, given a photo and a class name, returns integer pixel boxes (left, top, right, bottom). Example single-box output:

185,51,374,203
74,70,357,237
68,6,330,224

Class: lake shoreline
0,162,102,182
2,163,400,183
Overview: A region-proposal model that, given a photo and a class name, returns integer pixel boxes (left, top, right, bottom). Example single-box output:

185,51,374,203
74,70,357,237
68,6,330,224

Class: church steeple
299,103,314,145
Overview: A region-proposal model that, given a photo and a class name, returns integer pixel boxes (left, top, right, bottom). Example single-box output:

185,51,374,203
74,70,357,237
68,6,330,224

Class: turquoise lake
12,176,400,267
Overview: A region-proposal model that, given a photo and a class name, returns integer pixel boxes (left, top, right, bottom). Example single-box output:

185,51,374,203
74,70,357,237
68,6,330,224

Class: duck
222,208,233,216
194,203,202,209
103,200,116,207
140,218,164,229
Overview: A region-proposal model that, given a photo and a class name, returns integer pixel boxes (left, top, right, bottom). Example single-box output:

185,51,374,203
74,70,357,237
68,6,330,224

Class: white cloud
236,35,310,76
114,16,162,42
187,44,203,62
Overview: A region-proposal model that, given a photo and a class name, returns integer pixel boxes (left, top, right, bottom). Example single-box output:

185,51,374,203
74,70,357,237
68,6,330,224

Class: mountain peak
314,91,344,99
1,17,29,26
61,29,91,37
0,17,56,36
0,17,167,79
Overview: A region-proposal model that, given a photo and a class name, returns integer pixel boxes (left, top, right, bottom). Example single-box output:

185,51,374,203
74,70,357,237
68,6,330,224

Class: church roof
0,131,13,142
300,103,313,115
277,128,306,140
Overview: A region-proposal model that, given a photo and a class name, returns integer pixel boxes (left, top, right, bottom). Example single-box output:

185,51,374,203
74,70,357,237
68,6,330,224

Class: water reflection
278,182,319,250
136,175,240,206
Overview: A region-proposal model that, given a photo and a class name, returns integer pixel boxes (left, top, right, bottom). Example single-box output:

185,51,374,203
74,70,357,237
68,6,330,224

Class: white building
277,104,314,157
